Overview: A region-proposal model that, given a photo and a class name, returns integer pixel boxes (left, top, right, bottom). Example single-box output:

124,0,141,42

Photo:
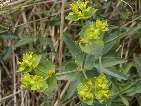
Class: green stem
81,54,88,79
99,56,103,73
56,54,88,79
82,70,88,79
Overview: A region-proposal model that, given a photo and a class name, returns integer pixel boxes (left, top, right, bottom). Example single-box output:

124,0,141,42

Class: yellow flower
47,70,56,78
95,19,109,32
18,52,33,66
17,52,41,73
21,73,32,89
71,0,89,19
71,3,79,13
67,0,94,21
95,74,112,102
83,20,108,40
95,90,112,103
21,74,47,91
31,75,46,91
85,24,101,40
79,19,109,51
77,80,94,105
17,52,34,72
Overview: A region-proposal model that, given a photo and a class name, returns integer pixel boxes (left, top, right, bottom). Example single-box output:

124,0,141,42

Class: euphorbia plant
17,0,132,105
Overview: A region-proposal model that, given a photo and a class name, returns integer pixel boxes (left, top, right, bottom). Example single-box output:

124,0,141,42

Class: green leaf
84,54,95,70
0,47,12,61
120,95,129,106
15,37,34,48
66,12,79,21
102,57,126,68
63,33,85,65
56,60,82,81
125,83,141,96
35,59,54,77
103,32,118,55
102,68,128,80
127,24,141,35
134,54,141,77
0,32,17,40
56,71,82,81
136,94,141,106
80,39,104,56
65,61,78,71
44,77,57,95
33,54,42,68
103,41,115,55
120,63,133,74
85,99,94,106
94,101,107,106
94,56,126,69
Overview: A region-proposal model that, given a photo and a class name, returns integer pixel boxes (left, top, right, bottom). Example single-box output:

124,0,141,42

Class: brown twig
54,0,65,105
0,90,21,103
12,52,17,106
0,66,2,106
54,81,70,106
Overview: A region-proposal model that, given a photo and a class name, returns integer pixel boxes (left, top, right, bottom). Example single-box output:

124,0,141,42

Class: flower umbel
79,20,108,55
95,74,112,102
77,80,94,105
95,19,109,32
21,74,47,91
80,19,108,42
66,0,95,21
17,52,41,73
17,52,34,72
47,70,56,79
31,75,47,91
84,23,101,40
21,73,32,89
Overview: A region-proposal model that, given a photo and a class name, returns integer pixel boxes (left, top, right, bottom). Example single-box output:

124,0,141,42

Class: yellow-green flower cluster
47,70,56,79
95,74,112,103
17,52,48,91
17,52,34,72
95,19,109,32
77,80,94,105
21,74,47,91
77,74,112,105
17,52,41,73
79,19,108,46
66,0,94,21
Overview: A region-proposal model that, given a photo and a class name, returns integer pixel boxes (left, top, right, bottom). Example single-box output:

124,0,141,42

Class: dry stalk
0,90,21,103
0,66,2,106
12,52,17,106
54,0,66,106
54,81,70,106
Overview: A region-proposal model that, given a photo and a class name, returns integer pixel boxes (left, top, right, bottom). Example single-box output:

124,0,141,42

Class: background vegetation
1,0,141,106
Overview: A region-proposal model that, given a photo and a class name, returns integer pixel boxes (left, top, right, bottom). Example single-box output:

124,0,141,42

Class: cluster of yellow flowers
66,0,94,21
77,80,94,105
17,52,56,91
47,70,56,79
95,20,109,32
67,0,112,105
79,19,108,46
17,52,39,72
77,74,112,105
21,74,47,91
95,74,112,102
